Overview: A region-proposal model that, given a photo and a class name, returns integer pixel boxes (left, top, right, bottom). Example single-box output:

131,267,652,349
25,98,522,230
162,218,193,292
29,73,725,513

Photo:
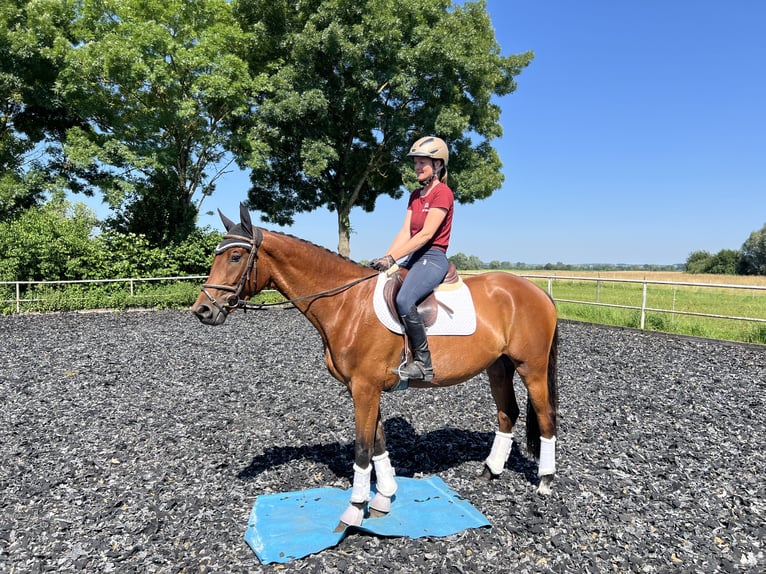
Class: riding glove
370,255,395,271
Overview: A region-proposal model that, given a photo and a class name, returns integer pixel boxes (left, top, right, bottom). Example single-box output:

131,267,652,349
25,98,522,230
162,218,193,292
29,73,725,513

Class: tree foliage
56,0,255,245
740,223,766,276
448,252,484,270
0,196,221,283
2,0,531,255
685,249,743,275
233,0,532,256
0,0,80,220
0,195,98,282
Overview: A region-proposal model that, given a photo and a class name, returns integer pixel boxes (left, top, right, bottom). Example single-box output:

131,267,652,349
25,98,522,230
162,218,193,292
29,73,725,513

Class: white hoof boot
369,492,392,514
339,503,365,527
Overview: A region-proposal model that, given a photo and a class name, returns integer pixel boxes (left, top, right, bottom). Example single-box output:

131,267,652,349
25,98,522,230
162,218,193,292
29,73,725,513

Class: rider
371,136,454,382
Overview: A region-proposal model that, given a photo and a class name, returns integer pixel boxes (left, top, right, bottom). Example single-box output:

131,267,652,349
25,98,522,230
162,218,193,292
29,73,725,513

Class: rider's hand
370,255,396,271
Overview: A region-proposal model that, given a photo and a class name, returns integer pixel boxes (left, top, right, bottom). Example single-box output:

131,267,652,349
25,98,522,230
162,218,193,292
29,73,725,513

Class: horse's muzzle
191,301,228,326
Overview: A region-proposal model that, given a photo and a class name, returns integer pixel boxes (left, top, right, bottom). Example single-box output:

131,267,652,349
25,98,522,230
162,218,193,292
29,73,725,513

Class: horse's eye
231,252,243,263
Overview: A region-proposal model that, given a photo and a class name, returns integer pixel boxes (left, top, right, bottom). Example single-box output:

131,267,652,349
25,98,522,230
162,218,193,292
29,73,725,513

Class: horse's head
192,203,263,325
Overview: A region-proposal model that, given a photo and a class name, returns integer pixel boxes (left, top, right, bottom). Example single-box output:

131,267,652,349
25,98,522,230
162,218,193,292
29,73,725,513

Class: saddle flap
381,263,459,329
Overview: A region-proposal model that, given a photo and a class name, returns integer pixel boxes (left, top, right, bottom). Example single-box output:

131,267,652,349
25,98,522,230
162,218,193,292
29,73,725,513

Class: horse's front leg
369,418,397,518
337,384,397,529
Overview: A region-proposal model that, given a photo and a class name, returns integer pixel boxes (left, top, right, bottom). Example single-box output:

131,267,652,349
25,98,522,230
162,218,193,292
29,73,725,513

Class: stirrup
391,360,434,382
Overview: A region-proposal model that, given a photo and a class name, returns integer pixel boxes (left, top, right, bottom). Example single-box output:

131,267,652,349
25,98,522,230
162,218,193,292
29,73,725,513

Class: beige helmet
407,136,449,167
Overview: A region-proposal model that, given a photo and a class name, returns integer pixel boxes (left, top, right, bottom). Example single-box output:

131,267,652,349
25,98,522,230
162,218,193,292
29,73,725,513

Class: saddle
382,263,460,328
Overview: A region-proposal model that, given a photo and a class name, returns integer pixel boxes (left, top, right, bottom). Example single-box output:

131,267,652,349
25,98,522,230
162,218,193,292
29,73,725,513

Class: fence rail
0,275,208,313
516,274,766,328
2,273,765,330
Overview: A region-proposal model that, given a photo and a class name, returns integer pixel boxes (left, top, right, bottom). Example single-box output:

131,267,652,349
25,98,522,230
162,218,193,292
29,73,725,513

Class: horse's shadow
237,416,539,486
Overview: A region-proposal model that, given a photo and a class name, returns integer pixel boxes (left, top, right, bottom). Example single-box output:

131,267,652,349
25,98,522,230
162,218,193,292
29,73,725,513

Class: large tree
57,0,256,245
0,0,79,221
233,0,532,256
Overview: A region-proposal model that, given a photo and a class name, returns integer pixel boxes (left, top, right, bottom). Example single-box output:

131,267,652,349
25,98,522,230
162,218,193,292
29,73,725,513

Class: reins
200,229,378,313
238,272,378,310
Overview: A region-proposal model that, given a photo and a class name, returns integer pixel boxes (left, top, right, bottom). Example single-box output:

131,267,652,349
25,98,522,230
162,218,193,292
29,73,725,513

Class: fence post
672,286,677,324
16,281,20,313
547,277,553,297
640,282,647,330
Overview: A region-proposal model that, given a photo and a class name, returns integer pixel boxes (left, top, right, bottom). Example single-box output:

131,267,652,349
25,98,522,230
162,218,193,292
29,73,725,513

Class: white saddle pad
372,273,477,336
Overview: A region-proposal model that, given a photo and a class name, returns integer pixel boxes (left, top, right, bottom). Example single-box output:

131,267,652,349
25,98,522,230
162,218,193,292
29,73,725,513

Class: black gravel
1,309,764,573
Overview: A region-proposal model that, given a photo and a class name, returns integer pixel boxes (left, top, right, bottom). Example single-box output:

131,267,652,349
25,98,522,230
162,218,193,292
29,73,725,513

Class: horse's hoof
478,465,498,482
368,507,388,519
537,474,554,495
333,521,348,533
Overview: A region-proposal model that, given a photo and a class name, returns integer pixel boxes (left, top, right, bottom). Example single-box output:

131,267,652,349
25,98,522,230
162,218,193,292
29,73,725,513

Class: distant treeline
447,253,683,272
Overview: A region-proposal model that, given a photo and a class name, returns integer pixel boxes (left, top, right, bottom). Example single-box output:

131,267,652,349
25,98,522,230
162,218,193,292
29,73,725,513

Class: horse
192,204,559,529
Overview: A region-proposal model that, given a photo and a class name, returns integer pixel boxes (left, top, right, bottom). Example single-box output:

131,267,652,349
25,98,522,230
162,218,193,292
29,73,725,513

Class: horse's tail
526,323,559,458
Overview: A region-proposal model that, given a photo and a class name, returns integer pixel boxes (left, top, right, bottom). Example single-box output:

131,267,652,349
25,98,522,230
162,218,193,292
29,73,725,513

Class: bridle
199,228,378,313
200,228,263,314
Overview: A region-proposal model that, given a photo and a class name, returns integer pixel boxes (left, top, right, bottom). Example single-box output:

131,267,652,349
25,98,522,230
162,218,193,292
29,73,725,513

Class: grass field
462,270,766,345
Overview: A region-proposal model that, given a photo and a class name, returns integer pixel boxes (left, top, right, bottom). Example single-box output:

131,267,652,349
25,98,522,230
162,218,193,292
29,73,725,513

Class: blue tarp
244,475,491,564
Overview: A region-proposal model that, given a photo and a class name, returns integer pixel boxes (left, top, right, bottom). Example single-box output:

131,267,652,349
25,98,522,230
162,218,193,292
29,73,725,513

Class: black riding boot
393,305,434,382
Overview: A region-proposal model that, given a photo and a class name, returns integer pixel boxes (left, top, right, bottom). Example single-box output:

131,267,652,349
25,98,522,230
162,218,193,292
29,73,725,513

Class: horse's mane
264,228,368,270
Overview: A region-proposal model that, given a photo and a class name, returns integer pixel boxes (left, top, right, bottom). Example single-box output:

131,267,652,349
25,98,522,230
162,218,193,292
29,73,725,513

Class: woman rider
371,136,454,382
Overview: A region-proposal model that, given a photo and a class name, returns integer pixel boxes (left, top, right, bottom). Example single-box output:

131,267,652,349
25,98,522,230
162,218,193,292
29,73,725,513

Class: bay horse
192,204,559,529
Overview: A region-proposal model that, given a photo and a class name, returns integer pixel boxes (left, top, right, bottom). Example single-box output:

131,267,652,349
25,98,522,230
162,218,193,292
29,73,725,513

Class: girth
382,263,459,327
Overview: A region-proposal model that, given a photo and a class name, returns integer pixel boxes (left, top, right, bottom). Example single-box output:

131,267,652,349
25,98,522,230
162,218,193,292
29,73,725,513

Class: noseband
200,228,263,314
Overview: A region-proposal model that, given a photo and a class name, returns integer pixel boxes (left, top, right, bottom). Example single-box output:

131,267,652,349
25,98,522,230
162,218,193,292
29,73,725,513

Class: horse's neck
262,231,370,311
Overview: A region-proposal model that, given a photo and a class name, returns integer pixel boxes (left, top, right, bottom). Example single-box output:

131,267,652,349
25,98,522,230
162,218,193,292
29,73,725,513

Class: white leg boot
484,431,514,475
537,435,557,495
339,464,371,526
370,451,398,514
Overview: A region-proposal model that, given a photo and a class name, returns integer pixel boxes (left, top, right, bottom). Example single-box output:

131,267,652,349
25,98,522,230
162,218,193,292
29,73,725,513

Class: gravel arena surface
1,309,764,573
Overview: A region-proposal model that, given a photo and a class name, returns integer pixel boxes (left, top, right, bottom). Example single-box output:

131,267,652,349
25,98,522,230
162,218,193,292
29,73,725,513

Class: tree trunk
337,208,351,258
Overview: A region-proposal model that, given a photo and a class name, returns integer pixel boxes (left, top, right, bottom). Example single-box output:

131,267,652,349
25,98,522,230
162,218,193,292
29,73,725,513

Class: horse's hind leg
518,340,558,495
480,356,519,481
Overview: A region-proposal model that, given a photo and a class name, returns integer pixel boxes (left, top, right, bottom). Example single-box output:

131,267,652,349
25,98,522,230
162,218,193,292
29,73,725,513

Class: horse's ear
239,202,253,237
218,209,236,232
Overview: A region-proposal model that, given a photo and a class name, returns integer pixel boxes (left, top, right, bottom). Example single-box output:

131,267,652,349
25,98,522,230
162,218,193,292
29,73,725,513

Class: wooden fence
2,274,765,330
517,274,766,329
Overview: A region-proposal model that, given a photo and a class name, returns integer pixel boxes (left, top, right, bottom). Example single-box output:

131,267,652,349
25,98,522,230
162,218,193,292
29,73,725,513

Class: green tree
466,254,484,270
234,0,532,257
686,248,743,275
165,226,221,276
705,249,741,275
0,0,79,220
685,250,712,274
0,195,98,282
449,252,470,270
740,223,766,275
57,0,255,245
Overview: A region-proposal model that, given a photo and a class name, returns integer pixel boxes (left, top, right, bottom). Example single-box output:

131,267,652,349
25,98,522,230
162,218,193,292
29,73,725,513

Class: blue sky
88,1,766,265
